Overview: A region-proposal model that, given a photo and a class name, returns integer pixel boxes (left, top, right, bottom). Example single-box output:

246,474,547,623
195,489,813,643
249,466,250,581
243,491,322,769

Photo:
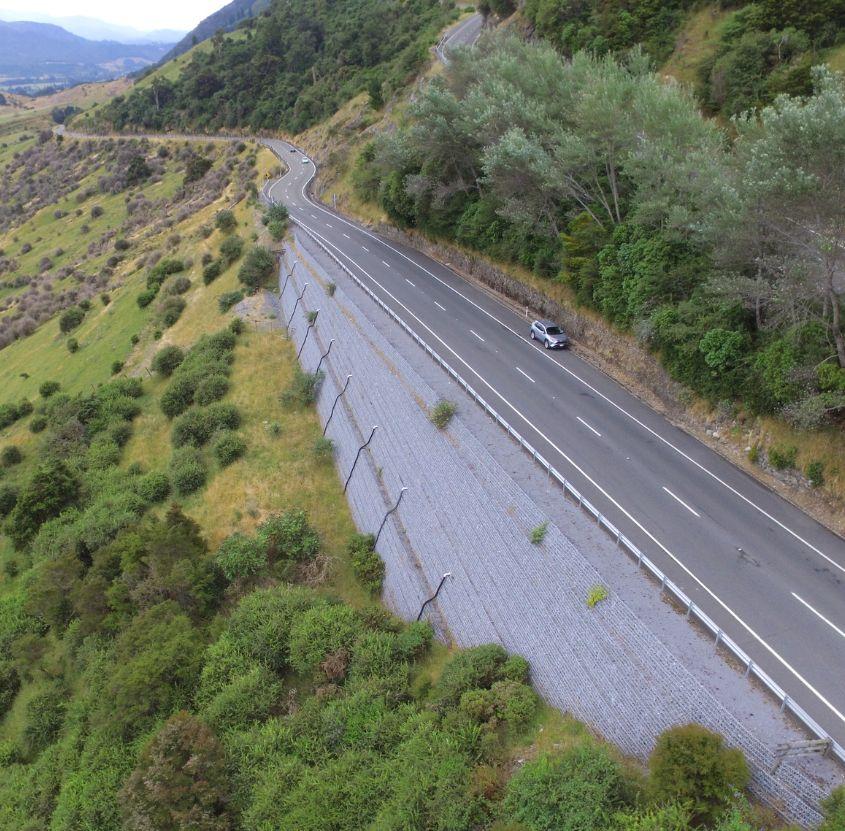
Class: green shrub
137,472,170,504
136,287,158,308
158,295,186,327
184,155,213,184
194,374,229,405
767,444,797,470
203,260,223,284
0,659,20,717
432,644,509,711
152,345,185,377
530,521,548,545
215,532,266,582
648,724,750,826
59,306,85,333
214,431,246,467
1,446,22,467
257,510,320,563
586,585,608,608
747,443,760,464
503,744,627,831
805,460,825,487
16,398,33,417
22,682,66,757
169,448,207,496
429,399,456,429
821,786,845,831
164,275,191,295
39,380,61,398
326,281,336,296
264,204,289,225
0,484,17,517
216,209,237,233
237,246,275,290
220,234,244,265
0,403,19,429
171,408,214,447
267,220,286,241
280,367,323,407
312,436,334,463
29,416,47,433
289,602,363,675
229,317,245,335
111,360,124,375
148,258,185,288
206,402,241,431
348,533,384,595
218,290,244,313
67,337,79,353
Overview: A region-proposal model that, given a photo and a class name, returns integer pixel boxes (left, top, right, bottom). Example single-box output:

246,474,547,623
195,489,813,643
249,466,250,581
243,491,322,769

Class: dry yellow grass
661,5,732,87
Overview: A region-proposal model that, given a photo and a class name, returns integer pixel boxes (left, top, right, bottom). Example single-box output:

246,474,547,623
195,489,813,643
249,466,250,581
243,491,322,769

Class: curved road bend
263,139,845,752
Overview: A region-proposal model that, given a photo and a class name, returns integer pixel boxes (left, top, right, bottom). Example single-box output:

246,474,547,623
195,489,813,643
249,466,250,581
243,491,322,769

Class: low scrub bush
157,295,186,328
429,399,456,430
312,436,334,463
768,444,797,471
164,275,191,295
218,290,244,313
220,235,244,265
214,431,246,466
280,368,322,408
203,260,222,284
40,381,60,398
152,345,184,377
257,510,320,564
348,533,384,595
137,471,170,504
215,209,237,233
586,585,608,608
648,724,750,826
29,416,47,433
59,306,85,333
215,532,266,582
237,246,275,290
530,521,548,545
169,447,207,496
67,337,79,353
805,460,825,487
194,374,229,406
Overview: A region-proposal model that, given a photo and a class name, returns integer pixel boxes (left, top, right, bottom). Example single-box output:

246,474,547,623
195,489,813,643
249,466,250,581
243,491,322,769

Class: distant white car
302,158,310,164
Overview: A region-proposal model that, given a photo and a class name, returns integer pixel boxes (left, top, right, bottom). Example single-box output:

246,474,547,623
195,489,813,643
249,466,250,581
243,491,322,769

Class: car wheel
530,330,535,340
544,339,551,349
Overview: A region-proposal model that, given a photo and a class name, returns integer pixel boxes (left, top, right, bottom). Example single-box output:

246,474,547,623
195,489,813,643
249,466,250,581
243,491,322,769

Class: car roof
536,319,559,327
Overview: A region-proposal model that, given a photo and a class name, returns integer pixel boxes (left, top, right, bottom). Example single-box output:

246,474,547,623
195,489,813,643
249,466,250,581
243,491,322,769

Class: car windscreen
545,326,563,335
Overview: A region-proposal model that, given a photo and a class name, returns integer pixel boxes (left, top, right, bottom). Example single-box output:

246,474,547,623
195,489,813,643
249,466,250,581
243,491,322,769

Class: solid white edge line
662,486,701,519
277,144,844,577
470,330,485,342
576,416,602,438
793,593,845,641
291,214,845,728
516,367,535,383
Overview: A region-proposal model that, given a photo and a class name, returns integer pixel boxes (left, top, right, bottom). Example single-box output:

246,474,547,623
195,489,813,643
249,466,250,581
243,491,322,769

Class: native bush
213,431,246,466
238,246,275,291
169,448,207,496
152,345,185,377
348,533,385,595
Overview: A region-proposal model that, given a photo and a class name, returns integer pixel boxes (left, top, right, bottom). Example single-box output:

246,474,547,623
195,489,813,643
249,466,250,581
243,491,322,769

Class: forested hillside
91,0,456,134
520,0,845,117
355,33,845,445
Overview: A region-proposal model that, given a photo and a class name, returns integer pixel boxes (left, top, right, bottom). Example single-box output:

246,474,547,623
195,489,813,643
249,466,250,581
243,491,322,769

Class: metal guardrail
286,218,845,770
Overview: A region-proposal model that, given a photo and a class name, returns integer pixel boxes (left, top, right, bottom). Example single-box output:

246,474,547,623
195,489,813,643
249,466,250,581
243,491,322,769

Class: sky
0,0,222,31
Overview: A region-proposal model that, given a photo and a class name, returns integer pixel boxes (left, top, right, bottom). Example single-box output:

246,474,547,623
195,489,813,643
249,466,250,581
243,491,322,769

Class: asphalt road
263,139,845,751
436,12,484,63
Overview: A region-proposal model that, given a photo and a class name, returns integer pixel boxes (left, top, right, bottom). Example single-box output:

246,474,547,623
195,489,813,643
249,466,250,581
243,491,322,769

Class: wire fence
291,218,845,770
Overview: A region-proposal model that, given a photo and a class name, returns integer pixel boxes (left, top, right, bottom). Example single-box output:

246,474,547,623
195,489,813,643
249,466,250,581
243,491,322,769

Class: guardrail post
714,629,723,648
374,487,407,545
343,425,377,493
313,339,334,376
323,374,351,436
416,572,452,622
781,695,789,713
286,284,308,327
296,310,319,359
745,660,754,678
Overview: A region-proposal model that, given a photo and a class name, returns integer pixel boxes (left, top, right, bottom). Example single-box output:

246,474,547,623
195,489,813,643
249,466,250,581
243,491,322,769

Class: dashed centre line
343,233,350,239
793,593,845,641
325,223,333,228
470,330,485,342
362,246,369,252
662,486,700,518
405,278,415,287
434,301,447,311
576,416,601,438
516,367,535,383
383,260,391,268
310,214,318,219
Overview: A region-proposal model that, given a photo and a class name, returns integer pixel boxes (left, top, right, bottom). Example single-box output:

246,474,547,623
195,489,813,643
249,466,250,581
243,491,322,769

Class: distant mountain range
0,20,174,93
160,0,270,62
0,9,184,43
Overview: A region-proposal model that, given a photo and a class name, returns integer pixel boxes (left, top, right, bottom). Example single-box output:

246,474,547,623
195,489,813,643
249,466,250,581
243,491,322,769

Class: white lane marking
362,246,369,252
383,260,391,268
662,486,700,518
516,367,535,383
325,223,333,228
576,416,601,438
793,593,845,641
343,233,350,239
470,329,485,342
434,301,447,311
273,153,844,576
310,214,318,219
405,278,415,287
293,217,845,728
